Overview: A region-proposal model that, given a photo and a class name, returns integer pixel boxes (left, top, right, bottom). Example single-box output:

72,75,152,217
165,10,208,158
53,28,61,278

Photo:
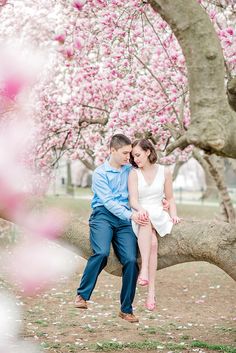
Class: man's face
111,145,132,166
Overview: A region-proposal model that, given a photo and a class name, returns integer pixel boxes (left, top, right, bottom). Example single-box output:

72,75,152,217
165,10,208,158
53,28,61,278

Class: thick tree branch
1,209,235,282
149,0,236,158
64,217,236,282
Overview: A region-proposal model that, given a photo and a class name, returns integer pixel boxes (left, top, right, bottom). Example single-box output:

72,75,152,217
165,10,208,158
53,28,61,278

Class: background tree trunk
66,160,74,195
201,171,218,201
203,155,236,223
149,0,236,158
193,150,235,223
227,77,236,112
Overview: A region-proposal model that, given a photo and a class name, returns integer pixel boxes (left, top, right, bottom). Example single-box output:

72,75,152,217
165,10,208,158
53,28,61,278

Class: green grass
94,340,169,351
44,195,91,219
216,326,236,333
34,319,49,327
143,326,158,334
191,340,236,353
177,203,219,220
92,340,236,352
94,340,187,351
44,192,220,221
38,339,236,353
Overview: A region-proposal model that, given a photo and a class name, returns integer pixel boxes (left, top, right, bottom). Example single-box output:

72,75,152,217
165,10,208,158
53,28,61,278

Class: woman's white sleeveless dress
131,165,173,237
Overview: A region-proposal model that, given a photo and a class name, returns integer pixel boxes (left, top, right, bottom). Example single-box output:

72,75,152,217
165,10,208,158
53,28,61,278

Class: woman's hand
172,216,182,224
162,198,169,211
138,208,149,222
131,211,149,225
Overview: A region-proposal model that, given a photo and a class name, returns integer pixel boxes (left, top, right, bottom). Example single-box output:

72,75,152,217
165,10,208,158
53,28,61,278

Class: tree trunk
193,150,236,223
172,161,185,181
63,217,236,281
203,155,236,223
148,0,236,158
201,170,218,201
66,160,74,195
227,77,236,112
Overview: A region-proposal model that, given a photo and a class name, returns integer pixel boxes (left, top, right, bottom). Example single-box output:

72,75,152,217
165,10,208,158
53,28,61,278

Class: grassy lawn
1,189,235,353
44,190,220,221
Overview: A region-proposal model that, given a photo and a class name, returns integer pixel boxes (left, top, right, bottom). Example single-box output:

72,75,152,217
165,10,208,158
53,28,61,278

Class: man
75,134,148,323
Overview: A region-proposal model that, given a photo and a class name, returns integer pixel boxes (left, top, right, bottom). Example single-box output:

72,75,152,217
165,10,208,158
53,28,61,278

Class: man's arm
92,171,132,221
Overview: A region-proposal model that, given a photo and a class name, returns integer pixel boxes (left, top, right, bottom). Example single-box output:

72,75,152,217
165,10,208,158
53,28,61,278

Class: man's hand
162,198,169,211
131,210,149,226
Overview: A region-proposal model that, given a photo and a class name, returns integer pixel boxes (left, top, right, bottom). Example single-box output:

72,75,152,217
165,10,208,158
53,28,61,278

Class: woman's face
131,145,150,168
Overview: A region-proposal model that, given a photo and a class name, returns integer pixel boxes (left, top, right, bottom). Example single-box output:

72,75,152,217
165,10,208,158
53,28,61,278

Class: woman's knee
140,220,152,229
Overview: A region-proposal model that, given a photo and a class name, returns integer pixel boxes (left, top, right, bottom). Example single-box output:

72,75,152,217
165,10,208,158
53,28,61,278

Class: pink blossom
75,37,83,50
0,179,28,219
4,239,77,295
1,76,24,100
226,27,234,36
54,33,66,44
64,46,74,59
209,10,216,20
73,0,85,11
23,208,69,239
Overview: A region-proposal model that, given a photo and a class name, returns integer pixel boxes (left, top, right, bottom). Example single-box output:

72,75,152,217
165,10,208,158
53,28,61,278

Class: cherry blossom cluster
38,0,235,166
1,0,235,169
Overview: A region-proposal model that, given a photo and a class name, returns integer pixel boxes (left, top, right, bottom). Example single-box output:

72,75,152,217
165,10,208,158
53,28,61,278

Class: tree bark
203,155,236,223
66,160,74,195
63,217,236,281
148,0,236,158
193,150,236,223
172,160,185,181
201,170,218,201
227,77,236,112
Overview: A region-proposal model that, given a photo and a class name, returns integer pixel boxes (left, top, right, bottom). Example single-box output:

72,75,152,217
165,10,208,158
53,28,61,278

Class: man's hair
110,134,132,150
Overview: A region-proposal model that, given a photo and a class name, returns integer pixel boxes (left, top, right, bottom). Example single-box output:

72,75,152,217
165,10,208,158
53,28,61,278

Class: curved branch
148,0,236,158
166,135,189,155
63,218,236,281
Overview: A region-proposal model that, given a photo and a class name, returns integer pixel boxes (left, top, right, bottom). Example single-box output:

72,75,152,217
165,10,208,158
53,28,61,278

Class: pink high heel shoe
137,276,149,287
145,298,156,311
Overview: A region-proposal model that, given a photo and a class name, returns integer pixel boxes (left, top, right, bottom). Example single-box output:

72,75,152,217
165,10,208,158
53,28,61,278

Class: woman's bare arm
128,169,142,211
164,167,181,224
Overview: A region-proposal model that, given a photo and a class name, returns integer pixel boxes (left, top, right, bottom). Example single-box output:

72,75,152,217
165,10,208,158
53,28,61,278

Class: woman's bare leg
138,221,153,281
146,231,158,309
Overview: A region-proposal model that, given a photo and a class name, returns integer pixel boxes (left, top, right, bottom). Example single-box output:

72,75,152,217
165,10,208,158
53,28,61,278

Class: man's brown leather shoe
75,295,87,309
118,311,139,323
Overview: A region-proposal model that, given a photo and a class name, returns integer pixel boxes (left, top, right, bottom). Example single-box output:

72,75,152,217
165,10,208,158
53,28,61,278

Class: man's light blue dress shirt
91,160,132,221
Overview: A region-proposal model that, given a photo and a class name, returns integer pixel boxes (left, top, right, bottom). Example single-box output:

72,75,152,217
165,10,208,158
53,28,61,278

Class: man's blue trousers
77,206,139,314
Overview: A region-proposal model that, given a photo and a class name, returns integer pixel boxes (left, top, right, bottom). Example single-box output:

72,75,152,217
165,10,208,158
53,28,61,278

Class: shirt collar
104,159,131,172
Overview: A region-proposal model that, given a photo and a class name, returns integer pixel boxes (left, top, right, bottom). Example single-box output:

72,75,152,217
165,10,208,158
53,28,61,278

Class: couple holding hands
75,134,180,323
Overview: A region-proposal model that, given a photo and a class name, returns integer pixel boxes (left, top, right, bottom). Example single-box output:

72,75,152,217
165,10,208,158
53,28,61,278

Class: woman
128,139,181,311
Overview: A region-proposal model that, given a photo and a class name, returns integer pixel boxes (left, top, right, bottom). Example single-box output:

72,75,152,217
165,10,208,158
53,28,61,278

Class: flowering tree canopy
1,0,235,168
0,0,236,293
